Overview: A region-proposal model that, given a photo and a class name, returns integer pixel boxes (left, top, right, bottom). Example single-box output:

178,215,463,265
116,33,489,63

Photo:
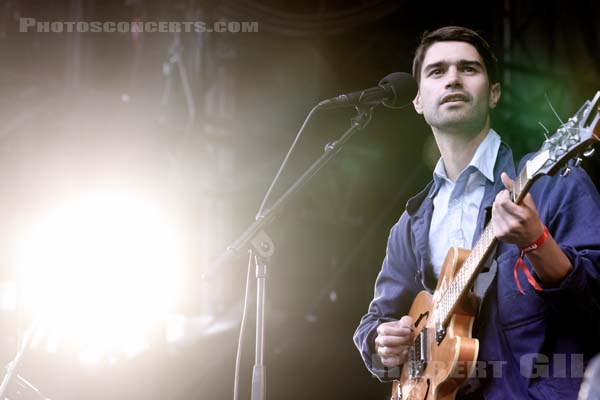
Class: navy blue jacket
354,143,600,399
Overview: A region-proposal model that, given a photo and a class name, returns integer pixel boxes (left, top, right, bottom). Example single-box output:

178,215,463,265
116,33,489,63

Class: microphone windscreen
379,72,418,109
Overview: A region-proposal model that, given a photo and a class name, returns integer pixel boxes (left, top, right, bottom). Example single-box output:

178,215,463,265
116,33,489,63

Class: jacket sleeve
530,165,600,317
353,211,423,381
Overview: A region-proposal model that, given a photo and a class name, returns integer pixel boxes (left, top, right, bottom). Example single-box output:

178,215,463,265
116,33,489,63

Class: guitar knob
561,167,571,177
574,157,583,167
583,147,596,158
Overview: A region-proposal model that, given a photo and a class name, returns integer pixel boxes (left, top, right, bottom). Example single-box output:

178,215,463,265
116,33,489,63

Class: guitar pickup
419,328,428,364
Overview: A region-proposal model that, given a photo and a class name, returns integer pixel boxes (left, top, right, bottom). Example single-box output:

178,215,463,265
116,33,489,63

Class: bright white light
15,191,185,363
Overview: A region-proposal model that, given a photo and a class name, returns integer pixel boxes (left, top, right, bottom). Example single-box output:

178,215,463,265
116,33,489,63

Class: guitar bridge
408,328,428,379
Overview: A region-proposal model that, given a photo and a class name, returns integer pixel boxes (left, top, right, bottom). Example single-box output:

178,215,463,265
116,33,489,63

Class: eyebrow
423,60,484,73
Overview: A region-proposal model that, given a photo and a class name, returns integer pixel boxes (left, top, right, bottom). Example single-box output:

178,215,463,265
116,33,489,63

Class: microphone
317,72,417,110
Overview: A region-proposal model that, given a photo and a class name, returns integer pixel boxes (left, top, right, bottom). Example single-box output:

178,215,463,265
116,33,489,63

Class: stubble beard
425,99,489,136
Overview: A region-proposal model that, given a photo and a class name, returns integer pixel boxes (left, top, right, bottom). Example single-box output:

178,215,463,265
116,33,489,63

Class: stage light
14,191,185,364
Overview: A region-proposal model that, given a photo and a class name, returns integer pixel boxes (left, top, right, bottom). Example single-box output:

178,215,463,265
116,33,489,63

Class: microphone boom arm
202,105,375,281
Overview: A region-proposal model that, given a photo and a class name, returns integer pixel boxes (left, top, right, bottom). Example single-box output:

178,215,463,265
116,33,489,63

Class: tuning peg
558,145,568,153
583,147,596,158
560,167,571,177
574,157,583,167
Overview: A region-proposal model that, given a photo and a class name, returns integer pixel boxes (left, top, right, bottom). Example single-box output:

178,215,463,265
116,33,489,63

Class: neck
432,121,490,181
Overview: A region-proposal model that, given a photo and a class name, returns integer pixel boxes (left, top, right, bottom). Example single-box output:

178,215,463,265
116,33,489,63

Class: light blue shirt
428,129,501,277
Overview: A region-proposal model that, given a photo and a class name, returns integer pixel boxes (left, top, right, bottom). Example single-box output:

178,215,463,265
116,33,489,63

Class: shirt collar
429,129,501,198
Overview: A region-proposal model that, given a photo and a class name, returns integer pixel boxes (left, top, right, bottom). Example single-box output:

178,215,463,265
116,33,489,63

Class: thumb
399,315,413,328
500,172,514,191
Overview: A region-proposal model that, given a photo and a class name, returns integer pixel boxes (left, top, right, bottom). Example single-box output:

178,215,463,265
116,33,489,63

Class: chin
435,116,487,133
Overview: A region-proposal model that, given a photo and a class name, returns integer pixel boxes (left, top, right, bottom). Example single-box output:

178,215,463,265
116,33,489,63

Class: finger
521,193,539,213
380,355,402,367
494,188,514,210
378,345,406,356
494,191,527,221
377,324,413,337
375,335,412,348
492,200,513,237
491,213,507,238
398,315,414,329
501,172,514,191
498,201,527,221
381,346,411,367
492,192,511,222
495,190,540,226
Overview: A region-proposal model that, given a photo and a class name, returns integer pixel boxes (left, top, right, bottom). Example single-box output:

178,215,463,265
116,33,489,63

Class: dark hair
412,26,498,86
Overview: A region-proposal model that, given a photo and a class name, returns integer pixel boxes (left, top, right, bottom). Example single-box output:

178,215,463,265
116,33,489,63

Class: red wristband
519,225,550,253
513,225,550,295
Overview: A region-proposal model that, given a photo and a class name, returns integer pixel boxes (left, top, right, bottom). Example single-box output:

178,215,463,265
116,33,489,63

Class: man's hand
375,316,414,367
492,172,544,247
492,171,572,284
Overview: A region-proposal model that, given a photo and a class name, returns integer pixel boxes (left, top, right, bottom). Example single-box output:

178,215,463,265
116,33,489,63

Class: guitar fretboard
436,166,531,326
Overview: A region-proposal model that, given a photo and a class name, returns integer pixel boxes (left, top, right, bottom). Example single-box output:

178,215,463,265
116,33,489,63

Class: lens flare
14,191,185,363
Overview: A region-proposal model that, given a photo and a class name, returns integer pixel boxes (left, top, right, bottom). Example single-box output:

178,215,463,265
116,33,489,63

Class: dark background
0,1,599,399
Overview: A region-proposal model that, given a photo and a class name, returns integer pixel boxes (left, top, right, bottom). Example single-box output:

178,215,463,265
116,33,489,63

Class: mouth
440,93,469,104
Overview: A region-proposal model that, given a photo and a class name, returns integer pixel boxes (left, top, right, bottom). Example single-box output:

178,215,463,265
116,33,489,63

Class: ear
489,82,501,109
413,91,423,114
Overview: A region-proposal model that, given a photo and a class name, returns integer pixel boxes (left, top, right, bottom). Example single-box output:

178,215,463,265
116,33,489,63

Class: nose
444,66,462,88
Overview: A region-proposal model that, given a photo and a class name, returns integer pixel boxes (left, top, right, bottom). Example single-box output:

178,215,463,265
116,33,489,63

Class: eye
462,66,476,73
429,68,443,77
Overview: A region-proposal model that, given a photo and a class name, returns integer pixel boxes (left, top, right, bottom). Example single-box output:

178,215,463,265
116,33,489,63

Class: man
354,26,600,399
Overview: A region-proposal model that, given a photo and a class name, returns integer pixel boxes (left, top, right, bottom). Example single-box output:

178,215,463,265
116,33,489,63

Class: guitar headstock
526,91,600,180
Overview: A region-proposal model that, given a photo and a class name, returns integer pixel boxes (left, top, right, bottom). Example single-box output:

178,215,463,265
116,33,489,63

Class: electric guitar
391,91,600,400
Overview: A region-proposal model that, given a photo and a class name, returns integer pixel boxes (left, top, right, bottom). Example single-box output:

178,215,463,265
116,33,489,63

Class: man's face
413,41,500,133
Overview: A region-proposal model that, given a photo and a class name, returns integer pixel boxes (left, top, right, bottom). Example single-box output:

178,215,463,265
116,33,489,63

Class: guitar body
391,247,479,400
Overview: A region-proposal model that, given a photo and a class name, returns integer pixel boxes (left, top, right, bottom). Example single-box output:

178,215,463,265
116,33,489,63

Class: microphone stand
203,105,376,400
0,320,50,400
203,105,375,280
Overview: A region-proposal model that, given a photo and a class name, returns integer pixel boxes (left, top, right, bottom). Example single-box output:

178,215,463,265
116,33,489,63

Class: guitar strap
459,207,499,397
473,254,498,314
472,206,499,314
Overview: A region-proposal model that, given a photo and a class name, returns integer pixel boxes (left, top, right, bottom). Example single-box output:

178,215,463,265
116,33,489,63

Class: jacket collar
429,129,501,199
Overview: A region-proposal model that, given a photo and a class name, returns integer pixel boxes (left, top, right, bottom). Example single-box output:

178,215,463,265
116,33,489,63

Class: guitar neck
437,167,533,327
